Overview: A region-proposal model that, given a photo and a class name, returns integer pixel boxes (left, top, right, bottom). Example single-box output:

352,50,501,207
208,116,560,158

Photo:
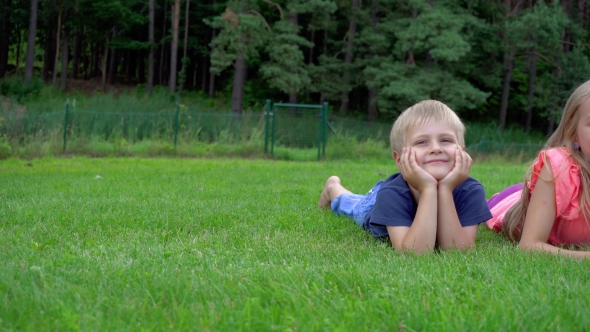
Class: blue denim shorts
331,180,384,226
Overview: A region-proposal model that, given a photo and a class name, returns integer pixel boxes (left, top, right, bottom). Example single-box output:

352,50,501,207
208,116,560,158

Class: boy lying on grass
319,100,492,253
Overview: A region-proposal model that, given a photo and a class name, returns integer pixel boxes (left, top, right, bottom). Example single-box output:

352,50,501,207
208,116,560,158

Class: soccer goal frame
264,100,328,161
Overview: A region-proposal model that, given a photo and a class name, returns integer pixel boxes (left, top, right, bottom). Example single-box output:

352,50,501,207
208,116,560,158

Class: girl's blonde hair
502,80,590,241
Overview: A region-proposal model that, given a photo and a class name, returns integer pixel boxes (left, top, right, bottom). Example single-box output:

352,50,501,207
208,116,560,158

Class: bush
0,136,11,159
0,77,43,103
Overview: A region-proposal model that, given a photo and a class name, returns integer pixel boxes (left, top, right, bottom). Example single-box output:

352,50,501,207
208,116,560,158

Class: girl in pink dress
486,80,590,259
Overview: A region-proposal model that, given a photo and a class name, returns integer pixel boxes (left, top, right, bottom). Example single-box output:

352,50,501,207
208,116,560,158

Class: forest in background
0,0,589,136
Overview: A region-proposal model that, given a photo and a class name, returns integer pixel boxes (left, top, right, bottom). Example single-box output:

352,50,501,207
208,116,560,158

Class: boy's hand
439,145,472,191
398,147,438,193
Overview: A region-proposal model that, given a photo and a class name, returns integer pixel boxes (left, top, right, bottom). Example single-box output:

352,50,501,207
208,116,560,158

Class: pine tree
259,2,313,101
207,0,269,113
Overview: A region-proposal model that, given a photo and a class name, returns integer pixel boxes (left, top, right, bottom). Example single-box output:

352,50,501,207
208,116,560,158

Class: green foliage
307,55,345,101
207,1,270,75
394,5,471,62
508,1,568,51
502,1,571,125
260,21,313,94
298,0,338,31
369,62,489,115
0,135,10,159
3,0,590,134
356,0,491,117
87,0,147,28
326,134,389,161
108,37,150,50
178,57,191,90
0,77,43,103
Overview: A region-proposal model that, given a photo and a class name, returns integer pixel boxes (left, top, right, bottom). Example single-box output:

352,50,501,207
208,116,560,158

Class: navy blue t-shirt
362,173,492,238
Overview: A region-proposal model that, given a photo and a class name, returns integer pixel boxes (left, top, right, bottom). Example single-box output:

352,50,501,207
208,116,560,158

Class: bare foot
318,176,346,208
318,184,332,208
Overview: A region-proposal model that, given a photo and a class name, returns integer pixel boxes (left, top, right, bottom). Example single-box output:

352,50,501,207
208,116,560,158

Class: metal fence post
264,99,271,154
63,102,69,153
323,102,328,158
271,104,276,157
317,106,322,161
174,102,179,152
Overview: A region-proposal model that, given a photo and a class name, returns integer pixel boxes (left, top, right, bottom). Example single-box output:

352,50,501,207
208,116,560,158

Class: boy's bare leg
318,176,353,208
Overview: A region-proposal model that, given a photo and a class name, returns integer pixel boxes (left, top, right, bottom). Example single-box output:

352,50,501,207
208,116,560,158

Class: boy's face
394,119,463,180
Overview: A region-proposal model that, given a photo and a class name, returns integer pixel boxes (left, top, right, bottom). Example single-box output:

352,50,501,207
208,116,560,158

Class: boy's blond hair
389,100,465,153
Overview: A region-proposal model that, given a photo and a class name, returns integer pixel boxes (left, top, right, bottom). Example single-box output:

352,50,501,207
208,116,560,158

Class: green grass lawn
1,157,589,331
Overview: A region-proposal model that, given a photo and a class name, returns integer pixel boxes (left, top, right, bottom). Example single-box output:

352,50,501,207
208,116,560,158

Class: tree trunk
24,0,39,83
82,32,90,79
498,48,514,131
178,0,190,95
200,56,205,91
193,59,198,88
138,50,145,83
101,30,109,90
126,50,137,83
60,16,69,90
288,10,298,105
208,29,216,97
108,25,118,85
72,26,80,79
231,48,247,114
147,0,155,93
547,68,559,136
169,0,181,94
121,50,128,81
92,41,100,78
525,51,537,133
16,31,22,70
583,0,589,30
159,0,168,86
308,30,314,65
564,0,572,53
323,30,327,56
0,0,11,78
339,0,360,115
52,5,62,86
367,0,379,122
406,9,417,65
498,0,515,132
42,27,54,81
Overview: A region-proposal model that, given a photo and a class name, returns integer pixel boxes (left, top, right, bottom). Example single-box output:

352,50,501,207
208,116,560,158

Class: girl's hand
439,146,472,191
398,147,438,193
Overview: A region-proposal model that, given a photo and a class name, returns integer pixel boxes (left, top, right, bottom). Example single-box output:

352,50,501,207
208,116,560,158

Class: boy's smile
397,119,461,180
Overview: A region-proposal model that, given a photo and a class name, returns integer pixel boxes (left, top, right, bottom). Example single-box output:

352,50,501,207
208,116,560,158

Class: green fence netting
265,101,327,160
0,102,547,160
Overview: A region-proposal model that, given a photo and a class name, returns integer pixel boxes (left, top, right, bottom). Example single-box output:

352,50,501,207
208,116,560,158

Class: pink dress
486,147,590,246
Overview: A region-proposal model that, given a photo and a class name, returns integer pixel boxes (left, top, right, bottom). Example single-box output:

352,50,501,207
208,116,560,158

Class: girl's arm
519,164,590,259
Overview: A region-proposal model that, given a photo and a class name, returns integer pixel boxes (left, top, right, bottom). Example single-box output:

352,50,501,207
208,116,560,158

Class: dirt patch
66,78,137,96
1,96,27,116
